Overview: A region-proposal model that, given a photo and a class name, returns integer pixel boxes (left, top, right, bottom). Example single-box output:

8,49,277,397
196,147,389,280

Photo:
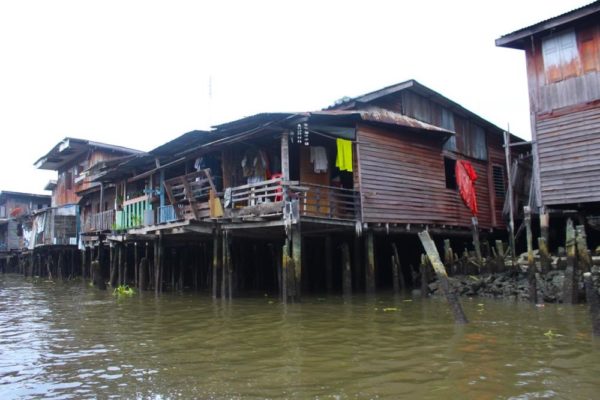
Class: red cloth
455,160,478,216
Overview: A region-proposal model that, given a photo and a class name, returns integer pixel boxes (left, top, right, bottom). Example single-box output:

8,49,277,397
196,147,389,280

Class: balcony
83,209,115,233
115,196,153,230
298,183,360,221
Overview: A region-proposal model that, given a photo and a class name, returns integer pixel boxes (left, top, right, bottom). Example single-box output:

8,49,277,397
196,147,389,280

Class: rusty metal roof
496,1,600,49
311,108,454,135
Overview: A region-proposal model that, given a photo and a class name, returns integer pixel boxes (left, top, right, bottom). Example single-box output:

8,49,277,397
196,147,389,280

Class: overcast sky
0,0,591,194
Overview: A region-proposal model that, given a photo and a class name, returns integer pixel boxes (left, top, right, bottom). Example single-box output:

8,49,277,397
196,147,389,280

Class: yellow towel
336,138,353,172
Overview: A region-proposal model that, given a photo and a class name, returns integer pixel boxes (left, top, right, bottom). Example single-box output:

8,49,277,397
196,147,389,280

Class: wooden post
563,219,578,304
538,237,551,273
281,131,290,181
154,236,160,295
212,230,219,299
504,131,516,264
282,238,290,304
576,225,592,273
139,257,148,291
57,251,64,281
134,242,139,287
292,225,302,301
222,231,230,299
91,260,106,289
471,217,482,266
583,272,600,337
118,243,124,286
158,232,164,294
539,210,550,248
341,242,352,298
365,232,375,295
443,239,454,275
81,248,87,281
391,242,406,291
495,240,505,272
420,254,429,298
109,243,116,287
325,235,333,294
418,231,469,324
524,206,537,303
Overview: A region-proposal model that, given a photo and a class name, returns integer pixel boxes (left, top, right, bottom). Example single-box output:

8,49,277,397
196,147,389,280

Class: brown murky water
0,273,599,399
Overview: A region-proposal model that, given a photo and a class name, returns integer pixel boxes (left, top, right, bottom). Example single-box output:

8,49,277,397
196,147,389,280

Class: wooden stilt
524,206,537,304
420,254,429,298
212,230,219,299
365,232,375,295
563,219,578,304
292,225,302,301
391,242,406,292
471,217,482,266
576,225,592,273
57,251,64,281
158,232,164,294
109,243,117,287
227,236,233,301
81,248,87,281
353,236,361,291
342,242,352,298
391,244,400,295
539,210,550,248
221,234,228,299
134,242,139,288
154,236,160,295
282,238,290,303
495,240,505,272
92,260,106,289
418,231,468,324
139,257,148,291
118,244,124,286
538,237,551,273
325,236,333,294
583,272,600,337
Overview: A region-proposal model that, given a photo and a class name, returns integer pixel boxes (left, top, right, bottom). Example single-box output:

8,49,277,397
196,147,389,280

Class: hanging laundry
310,146,328,173
455,160,478,216
335,138,353,172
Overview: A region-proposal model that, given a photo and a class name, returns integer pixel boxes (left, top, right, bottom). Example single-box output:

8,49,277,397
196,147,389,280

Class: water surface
0,274,598,399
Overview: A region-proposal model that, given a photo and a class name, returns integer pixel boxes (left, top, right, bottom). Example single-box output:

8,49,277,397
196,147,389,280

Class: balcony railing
157,204,186,224
228,177,284,209
83,209,115,232
115,196,153,230
297,183,360,221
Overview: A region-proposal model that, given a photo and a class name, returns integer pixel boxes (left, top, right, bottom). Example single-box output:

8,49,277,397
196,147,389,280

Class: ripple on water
0,274,600,399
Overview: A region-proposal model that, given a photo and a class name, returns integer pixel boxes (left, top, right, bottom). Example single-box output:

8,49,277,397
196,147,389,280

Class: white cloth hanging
310,146,328,173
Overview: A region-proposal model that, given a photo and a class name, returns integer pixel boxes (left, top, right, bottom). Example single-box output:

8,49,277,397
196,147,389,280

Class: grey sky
0,0,590,194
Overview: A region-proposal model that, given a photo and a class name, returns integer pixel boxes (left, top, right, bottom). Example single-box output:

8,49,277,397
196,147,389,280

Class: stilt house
496,1,600,223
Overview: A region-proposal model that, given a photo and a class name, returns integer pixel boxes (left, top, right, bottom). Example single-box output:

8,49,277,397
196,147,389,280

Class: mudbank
429,266,600,303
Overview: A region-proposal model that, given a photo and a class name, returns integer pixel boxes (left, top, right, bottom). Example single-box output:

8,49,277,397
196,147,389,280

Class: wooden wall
356,123,498,229
537,106,600,206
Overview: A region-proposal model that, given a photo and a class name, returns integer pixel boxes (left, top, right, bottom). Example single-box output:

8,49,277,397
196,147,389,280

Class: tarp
455,160,478,216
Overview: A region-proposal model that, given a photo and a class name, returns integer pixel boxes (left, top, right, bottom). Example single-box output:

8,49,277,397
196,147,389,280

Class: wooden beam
365,232,375,295
418,231,468,324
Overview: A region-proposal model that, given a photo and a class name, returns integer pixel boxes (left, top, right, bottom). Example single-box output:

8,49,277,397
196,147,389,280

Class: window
542,29,579,83
492,165,505,198
0,206,5,218
65,171,72,190
444,158,457,190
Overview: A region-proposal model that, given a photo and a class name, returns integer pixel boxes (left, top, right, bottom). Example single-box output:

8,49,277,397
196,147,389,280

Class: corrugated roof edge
496,1,600,49
324,79,523,142
34,137,144,167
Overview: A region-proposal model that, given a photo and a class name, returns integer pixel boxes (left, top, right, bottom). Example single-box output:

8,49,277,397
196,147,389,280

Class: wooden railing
83,209,115,232
115,196,153,229
228,177,284,209
297,183,360,220
157,204,186,224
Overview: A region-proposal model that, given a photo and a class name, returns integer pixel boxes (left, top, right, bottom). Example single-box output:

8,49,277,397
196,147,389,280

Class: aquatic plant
113,284,135,297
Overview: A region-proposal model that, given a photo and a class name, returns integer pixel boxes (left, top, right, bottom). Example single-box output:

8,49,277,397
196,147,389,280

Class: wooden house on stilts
77,80,524,300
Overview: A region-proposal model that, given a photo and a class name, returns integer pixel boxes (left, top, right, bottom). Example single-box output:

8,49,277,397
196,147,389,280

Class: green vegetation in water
113,285,136,297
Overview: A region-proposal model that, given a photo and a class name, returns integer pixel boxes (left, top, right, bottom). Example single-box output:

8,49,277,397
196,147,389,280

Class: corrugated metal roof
34,137,143,171
496,1,600,49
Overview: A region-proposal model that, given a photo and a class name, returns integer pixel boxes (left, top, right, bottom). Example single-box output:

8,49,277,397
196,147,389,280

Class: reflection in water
0,274,598,399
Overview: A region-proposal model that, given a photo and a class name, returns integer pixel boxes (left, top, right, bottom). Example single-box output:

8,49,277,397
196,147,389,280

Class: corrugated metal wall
537,106,600,205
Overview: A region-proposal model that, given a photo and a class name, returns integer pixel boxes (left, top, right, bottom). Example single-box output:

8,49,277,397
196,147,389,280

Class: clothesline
307,129,357,143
